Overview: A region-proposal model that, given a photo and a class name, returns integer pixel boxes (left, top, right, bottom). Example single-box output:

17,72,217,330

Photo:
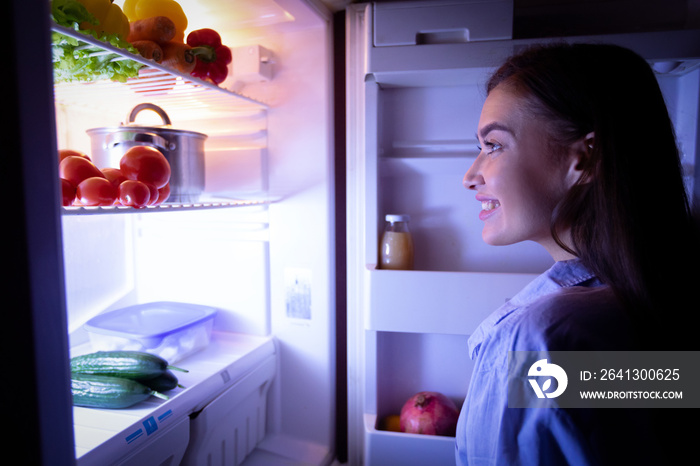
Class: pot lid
87,103,207,138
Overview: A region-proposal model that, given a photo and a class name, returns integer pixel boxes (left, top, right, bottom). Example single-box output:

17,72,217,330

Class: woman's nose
463,158,483,190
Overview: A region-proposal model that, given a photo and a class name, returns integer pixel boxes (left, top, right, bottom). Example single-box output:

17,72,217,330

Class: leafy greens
51,0,143,83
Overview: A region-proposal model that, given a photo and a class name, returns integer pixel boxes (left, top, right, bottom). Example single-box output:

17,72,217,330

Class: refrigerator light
231,45,275,85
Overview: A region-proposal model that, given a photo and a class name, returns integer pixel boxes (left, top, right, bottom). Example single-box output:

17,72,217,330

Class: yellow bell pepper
123,0,188,42
76,0,130,41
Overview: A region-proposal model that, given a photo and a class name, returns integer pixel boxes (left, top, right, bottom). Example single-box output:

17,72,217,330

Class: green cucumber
140,370,184,392
70,351,188,380
71,374,169,409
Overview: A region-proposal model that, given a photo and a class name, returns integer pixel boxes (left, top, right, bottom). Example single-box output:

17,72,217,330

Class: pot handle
105,131,172,152
127,103,172,126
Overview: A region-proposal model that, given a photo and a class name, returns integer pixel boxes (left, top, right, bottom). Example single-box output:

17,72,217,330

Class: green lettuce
50,0,143,83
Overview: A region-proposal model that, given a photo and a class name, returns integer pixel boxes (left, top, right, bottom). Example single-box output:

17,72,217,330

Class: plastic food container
84,301,218,363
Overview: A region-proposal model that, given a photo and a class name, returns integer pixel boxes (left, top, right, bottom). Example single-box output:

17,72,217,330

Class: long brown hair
487,43,699,338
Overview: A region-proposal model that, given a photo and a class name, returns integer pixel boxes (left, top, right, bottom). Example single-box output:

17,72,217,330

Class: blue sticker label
125,429,143,444
158,409,173,422
143,416,158,435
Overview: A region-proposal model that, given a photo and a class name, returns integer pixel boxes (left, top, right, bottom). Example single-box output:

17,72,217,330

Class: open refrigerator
8,0,700,465
10,0,341,465
344,1,700,465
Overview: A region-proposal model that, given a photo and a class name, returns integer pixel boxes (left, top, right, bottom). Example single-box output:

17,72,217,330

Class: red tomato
155,183,170,205
119,146,171,189
60,156,105,187
145,183,159,205
118,180,151,208
60,178,76,206
101,167,127,188
59,149,90,163
76,177,117,206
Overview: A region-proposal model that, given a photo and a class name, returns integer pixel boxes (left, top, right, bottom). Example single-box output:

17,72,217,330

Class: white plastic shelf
364,414,456,466
365,265,537,335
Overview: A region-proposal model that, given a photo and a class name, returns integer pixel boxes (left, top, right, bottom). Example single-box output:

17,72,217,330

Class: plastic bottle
379,214,414,270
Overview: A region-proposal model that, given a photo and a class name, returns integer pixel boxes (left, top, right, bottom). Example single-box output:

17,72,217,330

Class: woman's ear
582,131,595,165
566,131,595,186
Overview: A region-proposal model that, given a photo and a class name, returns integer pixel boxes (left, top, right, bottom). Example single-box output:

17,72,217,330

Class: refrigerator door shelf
368,29,700,88
373,0,513,47
365,265,537,335
364,413,455,466
72,332,275,466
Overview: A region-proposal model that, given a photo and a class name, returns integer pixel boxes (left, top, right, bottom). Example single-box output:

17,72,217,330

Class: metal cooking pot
87,103,208,204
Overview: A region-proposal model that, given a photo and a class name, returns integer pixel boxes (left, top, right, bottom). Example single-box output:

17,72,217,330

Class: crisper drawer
113,416,189,466
181,355,276,466
373,0,513,46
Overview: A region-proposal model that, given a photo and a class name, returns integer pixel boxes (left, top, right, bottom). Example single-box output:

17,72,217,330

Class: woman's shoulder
510,285,640,351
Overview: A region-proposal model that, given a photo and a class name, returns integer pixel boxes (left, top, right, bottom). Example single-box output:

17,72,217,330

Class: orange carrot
128,16,176,43
131,40,163,63
160,41,195,74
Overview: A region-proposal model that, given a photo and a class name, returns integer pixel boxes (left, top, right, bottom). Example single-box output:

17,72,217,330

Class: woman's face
463,84,580,259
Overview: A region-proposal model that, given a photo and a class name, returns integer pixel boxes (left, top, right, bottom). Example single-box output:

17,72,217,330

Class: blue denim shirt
455,259,661,466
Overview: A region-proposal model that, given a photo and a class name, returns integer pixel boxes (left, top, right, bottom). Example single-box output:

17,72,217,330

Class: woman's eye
479,141,502,154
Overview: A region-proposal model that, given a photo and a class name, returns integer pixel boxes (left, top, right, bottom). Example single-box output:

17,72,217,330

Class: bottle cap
385,214,410,222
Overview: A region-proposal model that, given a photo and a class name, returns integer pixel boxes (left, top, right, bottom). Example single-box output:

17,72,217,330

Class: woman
456,42,699,465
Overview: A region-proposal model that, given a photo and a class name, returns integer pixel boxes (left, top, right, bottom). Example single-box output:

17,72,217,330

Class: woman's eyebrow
477,122,514,140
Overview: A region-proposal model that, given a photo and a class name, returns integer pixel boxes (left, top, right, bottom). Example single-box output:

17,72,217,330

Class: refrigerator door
7,0,74,463
346,2,700,465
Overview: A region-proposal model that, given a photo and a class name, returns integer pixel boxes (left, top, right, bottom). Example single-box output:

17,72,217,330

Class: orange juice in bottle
379,214,414,270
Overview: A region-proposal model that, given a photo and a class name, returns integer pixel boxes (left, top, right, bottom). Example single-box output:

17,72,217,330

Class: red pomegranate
400,391,459,436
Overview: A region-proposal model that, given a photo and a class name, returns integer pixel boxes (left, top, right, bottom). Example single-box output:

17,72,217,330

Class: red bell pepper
186,28,232,85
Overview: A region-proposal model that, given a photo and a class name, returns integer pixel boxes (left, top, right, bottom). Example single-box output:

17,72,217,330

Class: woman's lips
478,198,501,221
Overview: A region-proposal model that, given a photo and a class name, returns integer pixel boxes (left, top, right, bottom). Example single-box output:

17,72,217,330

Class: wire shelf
62,198,273,216
51,24,269,114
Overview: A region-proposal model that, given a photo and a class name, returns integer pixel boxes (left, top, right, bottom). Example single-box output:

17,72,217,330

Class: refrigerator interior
53,0,336,464
345,2,700,465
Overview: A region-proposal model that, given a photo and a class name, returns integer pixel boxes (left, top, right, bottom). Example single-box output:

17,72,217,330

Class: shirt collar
467,258,597,359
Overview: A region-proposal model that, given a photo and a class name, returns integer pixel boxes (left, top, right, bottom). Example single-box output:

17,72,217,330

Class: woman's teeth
481,200,500,211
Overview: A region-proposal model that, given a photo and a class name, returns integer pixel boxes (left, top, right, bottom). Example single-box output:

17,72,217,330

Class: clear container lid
385,214,410,223
84,301,217,339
